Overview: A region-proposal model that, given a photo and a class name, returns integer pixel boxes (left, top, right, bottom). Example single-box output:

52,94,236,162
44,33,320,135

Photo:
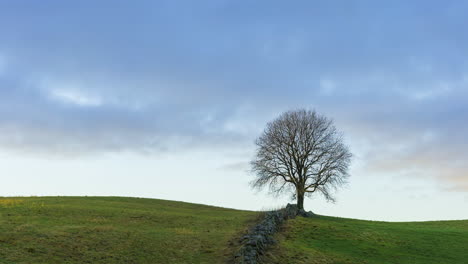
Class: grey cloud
0,1,467,191
218,161,250,172
342,112,468,192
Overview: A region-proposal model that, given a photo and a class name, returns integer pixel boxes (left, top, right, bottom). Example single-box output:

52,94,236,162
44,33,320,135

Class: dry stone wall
234,204,313,264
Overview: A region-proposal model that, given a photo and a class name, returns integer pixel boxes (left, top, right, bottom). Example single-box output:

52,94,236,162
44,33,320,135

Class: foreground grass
264,215,468,264
0,196,257,264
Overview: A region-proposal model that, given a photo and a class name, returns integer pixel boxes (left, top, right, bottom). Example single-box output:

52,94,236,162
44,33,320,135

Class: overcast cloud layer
1,1,467,199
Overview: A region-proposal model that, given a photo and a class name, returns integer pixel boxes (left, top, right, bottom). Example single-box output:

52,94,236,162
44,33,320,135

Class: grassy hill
263,215,468,264
2,197,467,264
0,196,257,264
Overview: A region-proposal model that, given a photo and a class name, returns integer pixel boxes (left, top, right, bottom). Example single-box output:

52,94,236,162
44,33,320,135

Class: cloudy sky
1,1,467,221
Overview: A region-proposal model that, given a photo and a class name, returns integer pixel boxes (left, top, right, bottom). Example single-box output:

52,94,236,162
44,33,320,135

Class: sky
0,1,467,221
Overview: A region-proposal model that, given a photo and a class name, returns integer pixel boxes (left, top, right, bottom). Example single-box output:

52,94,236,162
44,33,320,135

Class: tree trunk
297,190,304,210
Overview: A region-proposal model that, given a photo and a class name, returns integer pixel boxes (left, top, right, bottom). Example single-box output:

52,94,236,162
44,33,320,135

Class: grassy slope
264,215,468,264
0,197,257,264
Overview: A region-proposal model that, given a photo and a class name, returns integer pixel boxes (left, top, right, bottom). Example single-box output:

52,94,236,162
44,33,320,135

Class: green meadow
1,197,467,264
0,197,257,264
264,215,468,264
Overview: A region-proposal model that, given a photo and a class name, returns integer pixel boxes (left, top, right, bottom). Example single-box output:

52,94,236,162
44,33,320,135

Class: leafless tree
251,109,352,210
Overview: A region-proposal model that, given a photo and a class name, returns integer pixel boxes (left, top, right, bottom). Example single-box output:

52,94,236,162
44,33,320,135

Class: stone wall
233,204,304,264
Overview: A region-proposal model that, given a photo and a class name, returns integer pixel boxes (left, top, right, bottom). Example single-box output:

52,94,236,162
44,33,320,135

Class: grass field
2,197,467,264
0,196,257,264
264,215,468,264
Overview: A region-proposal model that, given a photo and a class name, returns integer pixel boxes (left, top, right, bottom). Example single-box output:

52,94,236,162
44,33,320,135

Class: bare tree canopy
251,109,352,210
